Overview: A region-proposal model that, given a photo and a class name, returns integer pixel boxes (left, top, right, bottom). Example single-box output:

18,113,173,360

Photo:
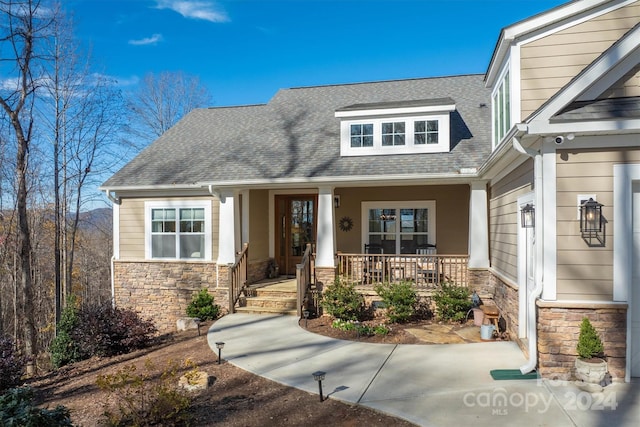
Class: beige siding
118,196,218,260
556,148,640,300
489,159,534,280
248,189,270,261
335,185,470,255
520,3,640,117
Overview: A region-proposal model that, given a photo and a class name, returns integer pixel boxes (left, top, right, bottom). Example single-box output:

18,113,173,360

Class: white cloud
128,34,164,46
155,0,229,22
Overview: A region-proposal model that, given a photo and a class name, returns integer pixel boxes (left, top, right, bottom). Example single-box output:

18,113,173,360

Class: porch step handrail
228,243,249,313
296,243,313,317
337,252,469,288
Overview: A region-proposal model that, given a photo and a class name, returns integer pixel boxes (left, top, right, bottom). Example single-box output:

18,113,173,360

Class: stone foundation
314,266,336,292
537,302,627,381
468,268,494,297
490,273,520,349
113,261,228,332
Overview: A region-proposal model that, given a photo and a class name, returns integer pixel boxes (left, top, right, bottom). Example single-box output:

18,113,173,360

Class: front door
275,195,317,276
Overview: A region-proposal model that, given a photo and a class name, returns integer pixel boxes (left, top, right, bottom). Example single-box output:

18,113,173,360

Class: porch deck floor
250,276,297,292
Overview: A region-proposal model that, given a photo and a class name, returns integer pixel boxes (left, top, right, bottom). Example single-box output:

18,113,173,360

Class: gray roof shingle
102,74,492,188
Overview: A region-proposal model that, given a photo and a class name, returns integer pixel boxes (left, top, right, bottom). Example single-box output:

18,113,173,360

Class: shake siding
489,160,534,280
118,196,219,261
556,148,640,300
520,3,640,118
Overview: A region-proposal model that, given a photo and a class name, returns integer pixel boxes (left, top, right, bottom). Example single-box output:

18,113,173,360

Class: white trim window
336,101,454,157
145,201,211,260
492,67,511,147
361,201,436,254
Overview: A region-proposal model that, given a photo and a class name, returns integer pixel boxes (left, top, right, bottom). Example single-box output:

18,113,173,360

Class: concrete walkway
208,313,640,427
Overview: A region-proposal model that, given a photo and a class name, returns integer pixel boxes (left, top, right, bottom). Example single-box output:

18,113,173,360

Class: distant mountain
77,208,112,233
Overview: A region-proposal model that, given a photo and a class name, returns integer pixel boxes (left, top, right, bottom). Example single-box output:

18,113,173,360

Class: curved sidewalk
208,313,639,427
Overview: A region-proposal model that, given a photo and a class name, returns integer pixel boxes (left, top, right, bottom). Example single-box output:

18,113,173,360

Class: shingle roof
552,97,640,122
102,74,492,189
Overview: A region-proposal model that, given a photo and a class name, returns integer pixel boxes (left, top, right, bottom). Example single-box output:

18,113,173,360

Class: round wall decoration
339,216,353,232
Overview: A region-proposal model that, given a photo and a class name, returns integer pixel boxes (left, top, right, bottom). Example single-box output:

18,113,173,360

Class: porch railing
336,253,470,289
296,243,313,317
228,243,249,313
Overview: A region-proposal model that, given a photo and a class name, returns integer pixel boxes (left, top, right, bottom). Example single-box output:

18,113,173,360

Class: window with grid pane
364,202,435,254
350,123,374,147
150,207,205,259
415,120,438,144
382,122,405,146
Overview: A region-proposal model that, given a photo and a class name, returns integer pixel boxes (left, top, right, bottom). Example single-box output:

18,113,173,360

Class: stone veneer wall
490,273,521,352
537,303,627,381
114,261,228,332
468,269,494,297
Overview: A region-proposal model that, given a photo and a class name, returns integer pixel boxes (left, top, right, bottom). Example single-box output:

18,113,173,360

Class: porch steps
235,278,298,316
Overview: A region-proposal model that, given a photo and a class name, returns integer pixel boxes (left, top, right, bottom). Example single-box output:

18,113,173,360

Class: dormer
335,98,455,157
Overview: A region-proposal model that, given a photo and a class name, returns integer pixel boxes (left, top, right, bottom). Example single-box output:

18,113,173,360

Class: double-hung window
382,122,405,146
350,123,374,147
146,201,211,260
362,201,436,254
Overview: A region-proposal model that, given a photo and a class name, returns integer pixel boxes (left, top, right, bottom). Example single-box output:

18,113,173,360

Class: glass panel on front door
290,199,314,257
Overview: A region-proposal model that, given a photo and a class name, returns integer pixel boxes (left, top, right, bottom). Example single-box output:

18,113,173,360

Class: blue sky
67,0,568,107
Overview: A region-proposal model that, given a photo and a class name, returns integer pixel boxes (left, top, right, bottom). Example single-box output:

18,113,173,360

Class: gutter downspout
104,189,120,205
512,136,544,375
103,190,120,308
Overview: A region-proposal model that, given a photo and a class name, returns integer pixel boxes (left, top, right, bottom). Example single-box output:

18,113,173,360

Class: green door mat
490,369,539,380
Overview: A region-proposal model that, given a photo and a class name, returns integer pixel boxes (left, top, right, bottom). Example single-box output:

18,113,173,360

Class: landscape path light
312,371,326,402
215,341,225,365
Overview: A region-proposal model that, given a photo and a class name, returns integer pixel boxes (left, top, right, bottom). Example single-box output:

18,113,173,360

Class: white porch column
217,190,237,265
240,190,250,246
468,181,490,268
315,186,336,268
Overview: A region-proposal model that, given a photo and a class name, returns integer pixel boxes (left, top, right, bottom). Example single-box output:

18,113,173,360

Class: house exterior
102,0,640,382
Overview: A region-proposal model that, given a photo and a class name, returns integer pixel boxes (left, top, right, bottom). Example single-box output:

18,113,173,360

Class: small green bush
0,387,72,427
432,283,472,322
576,317,604,359
50,296,82,369
331,319,390,336
186,288,220,321
0,335,27,393
321,278,365,321
96,359,191,427
374,281,418,323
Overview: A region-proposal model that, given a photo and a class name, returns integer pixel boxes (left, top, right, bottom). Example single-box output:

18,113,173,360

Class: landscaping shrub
50,296,82,369
331,319,390,336
75,304,157,358
321,278,366,321
186,288,220,321
96,359,191,426
432,283,472,322
0,387,72,426
0,336,27,392
51,298,157,369
374,281,418,323
577,317,604,359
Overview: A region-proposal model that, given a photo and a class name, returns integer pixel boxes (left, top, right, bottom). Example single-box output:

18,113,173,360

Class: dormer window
336,98,454,157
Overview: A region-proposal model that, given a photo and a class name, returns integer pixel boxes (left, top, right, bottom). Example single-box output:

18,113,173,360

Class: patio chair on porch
416,244,438,284
363,243,385,284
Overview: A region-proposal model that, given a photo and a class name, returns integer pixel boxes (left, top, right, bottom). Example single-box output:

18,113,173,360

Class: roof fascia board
528,24,640,125
486,0,626,86
528,118,640,135
335,104,456,118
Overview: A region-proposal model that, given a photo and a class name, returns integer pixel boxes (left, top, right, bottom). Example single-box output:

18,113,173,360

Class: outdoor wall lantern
520,204,535,228
312,371,326,402
215,341,225,365
580,198,604,245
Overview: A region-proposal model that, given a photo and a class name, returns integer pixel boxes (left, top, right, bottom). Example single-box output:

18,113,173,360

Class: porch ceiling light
520,204,535,228
580,198,603,234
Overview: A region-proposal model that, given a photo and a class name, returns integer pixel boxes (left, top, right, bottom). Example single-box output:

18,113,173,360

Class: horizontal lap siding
118,196,219,260
489,159,534,280
556,148,640,300
520,3,640,118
